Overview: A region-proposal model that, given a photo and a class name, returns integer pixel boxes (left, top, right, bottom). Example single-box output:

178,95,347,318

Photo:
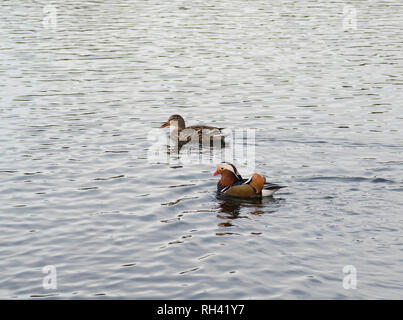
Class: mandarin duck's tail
261,182,286,197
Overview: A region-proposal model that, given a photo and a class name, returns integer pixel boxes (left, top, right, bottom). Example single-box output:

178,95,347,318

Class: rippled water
1,0,403,299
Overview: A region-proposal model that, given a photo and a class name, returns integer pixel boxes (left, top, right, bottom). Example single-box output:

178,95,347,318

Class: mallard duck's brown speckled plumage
160,114,226,146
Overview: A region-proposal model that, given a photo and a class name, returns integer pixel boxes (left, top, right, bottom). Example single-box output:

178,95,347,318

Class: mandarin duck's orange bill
160,114,226,146
213,162,286,198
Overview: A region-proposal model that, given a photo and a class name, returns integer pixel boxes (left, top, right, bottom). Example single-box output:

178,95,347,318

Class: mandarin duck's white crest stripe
220,162,243,180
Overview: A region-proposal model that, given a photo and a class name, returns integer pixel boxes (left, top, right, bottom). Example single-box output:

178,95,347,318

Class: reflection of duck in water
160,114,226,147
216,196,279,232
218,199,243,216
213,162,286,199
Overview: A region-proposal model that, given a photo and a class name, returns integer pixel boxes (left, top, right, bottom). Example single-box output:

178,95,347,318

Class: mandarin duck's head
213,162,242,180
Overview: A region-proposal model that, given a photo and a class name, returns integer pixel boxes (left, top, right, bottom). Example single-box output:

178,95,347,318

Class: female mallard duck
213,162,286,198
160,114,226,146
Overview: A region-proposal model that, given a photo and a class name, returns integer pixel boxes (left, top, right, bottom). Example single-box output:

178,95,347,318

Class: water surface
1,0,403,299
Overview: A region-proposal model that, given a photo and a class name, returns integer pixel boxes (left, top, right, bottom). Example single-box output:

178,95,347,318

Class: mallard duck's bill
160,121,170,128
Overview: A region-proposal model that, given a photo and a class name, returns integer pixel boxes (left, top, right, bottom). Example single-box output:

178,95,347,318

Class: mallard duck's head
160,114,186,130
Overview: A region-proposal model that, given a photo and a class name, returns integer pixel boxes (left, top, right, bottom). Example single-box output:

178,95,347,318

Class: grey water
1,0,403,299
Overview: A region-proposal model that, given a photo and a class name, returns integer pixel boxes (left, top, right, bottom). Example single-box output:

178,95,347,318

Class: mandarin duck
213,162,286,198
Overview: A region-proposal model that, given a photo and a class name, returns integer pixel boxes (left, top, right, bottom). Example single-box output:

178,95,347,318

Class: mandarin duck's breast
217,181,227,192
